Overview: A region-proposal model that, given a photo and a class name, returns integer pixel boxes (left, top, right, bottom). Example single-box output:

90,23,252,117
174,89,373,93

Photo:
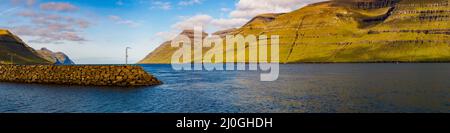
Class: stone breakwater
0,65,161,86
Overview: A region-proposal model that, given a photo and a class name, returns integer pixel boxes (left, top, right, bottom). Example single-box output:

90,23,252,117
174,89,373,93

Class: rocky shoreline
0,65,161,87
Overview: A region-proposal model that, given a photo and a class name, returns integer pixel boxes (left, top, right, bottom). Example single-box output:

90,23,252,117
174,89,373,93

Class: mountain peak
212,28,237,38
179,29,209,38
36,48,75,65
0,29,11,35
40,47,51,52
180,29,207,33
332,0,400,9
0,29,51,64
242,13,284,27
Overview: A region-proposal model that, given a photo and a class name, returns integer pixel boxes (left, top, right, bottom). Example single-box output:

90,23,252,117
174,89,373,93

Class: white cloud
156,0,326,41
0,7,19,16
220,8,231,12
109,15,121,21
211,0,327,30
155,31,178,41
109,15,141,28
172,14,213,30
10,0,36,6
151,1,172,10
170,14,247,32
154,14,212,41
211,18,248,30
178,0,202,6
230,0,325,19
9,10,91,44
40,2,79,12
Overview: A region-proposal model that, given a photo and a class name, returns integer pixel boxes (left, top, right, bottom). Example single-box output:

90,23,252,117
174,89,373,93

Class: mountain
212,28,237,38
0,29,51,64
139,0,450,64
36,48,75,65
138,30,209,64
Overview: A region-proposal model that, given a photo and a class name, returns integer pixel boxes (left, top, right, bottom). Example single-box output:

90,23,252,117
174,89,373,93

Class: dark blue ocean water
0,64,449,113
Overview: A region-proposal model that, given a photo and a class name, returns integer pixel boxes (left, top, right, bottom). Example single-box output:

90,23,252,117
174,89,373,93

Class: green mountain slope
138,30,208,64
0,29,51,64
139,0,450,64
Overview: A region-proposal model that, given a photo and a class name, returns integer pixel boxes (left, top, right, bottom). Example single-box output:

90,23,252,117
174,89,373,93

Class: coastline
0,65,161,87
137,61,450,65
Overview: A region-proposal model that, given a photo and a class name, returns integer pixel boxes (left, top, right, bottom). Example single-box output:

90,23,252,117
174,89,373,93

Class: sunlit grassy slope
139,30,211,64
0,29,51,64
139,0,450,64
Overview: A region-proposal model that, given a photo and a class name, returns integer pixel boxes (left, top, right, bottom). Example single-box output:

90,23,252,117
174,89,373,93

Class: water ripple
0,64,448,113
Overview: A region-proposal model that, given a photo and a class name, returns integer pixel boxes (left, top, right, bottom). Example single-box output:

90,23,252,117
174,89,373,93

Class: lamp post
8,53,15,64
126,47,131,65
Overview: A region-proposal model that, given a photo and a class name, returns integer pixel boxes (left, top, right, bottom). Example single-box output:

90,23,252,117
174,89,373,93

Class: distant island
139,0,450,64
36,47,75,65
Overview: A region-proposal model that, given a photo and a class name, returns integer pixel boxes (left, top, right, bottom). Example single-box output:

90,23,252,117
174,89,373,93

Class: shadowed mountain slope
0,29,51,64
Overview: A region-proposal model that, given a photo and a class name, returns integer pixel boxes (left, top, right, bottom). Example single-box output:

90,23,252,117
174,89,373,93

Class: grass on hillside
139,0,450,64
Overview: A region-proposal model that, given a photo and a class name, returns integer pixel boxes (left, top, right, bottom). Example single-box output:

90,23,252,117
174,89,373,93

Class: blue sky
0,0,324,64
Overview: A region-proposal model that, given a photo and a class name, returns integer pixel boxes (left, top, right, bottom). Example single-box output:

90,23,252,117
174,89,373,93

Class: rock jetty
0,65,161,86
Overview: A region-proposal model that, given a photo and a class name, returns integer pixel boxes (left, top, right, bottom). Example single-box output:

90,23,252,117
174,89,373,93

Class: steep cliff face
140,0,450,64
231,0,450,63
36,48,75,65
333,0,400,9
0,29,51,64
